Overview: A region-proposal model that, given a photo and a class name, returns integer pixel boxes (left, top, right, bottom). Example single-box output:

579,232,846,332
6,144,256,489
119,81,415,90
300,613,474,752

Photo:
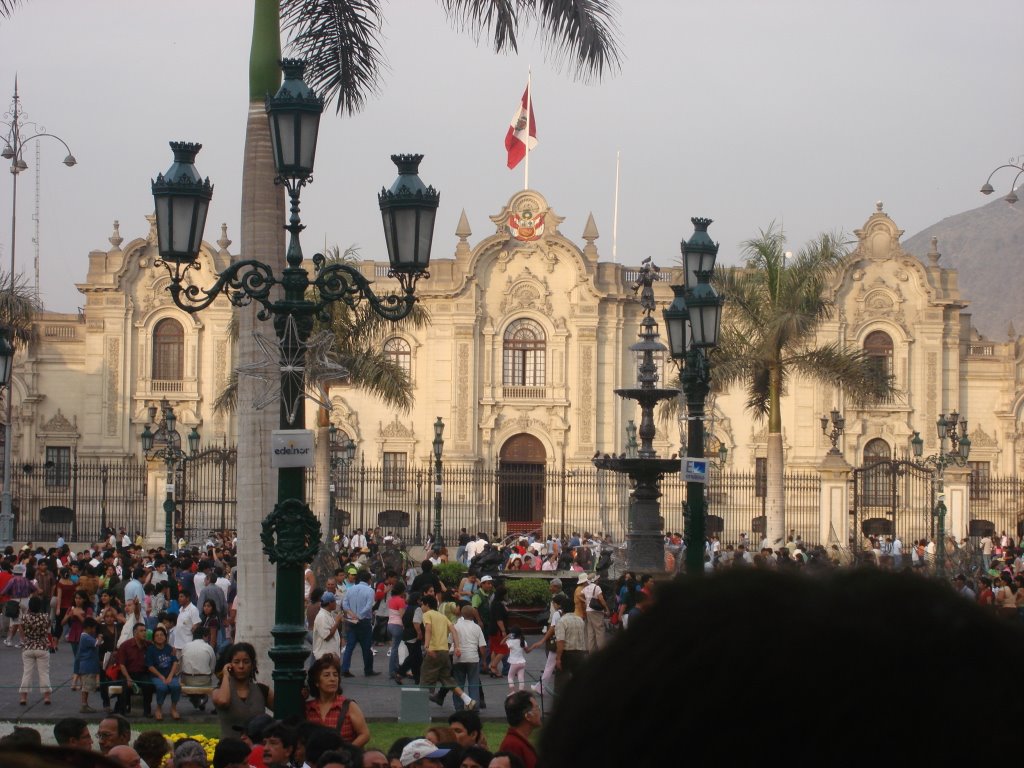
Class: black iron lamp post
432,417,445,548
821,408,845,455
328,425,356,536
664,218,724,577
141,400,200,551
1,84,76,549
980,155,1023,204
910,412,971,576
149,59,439,718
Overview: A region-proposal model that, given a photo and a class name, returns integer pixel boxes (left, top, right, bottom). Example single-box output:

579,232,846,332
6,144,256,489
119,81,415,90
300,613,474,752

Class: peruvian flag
505,85,537,169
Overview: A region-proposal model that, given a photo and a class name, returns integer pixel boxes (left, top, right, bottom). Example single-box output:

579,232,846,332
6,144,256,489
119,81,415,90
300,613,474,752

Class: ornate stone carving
969,425,996,448
500,268,554,316
40,409,77,434
106,337,120,436
579,345,593,443
380,417,414,439
457,342,470,443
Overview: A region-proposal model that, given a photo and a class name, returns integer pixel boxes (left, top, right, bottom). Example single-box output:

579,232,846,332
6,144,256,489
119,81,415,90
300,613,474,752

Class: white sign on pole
270,429,316,468
682,457,708,484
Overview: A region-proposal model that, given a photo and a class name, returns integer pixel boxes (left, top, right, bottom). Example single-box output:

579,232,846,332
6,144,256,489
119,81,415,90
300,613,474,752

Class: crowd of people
2,521,1023,768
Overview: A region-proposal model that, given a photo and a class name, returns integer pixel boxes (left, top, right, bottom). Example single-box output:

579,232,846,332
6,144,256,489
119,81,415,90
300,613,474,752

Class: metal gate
852,459,934,552
179,446,237,542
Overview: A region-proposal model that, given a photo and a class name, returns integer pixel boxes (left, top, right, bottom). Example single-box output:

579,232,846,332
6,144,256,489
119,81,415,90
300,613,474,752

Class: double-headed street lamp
141,400,200,551
150,59,438,717
0,83,76,549
432,417,445,548
979,155,1023,204
911,412,971,576
663,218,725,577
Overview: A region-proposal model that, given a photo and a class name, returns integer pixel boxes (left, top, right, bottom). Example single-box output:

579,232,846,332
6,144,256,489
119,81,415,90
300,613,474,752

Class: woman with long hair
18,596,52,705
62,589,93,690
146,625,181,720
200,598,221,650
304,653,370,747
96,605,124,712
486,584,510,677
212,642,273,738
387,581,407,683
53,568,77,647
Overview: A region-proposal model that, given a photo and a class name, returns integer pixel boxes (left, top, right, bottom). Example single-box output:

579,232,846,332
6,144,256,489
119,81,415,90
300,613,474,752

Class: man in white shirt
173,591,201,652
452,605,487,708
350,529,368,551
312,592,343,660
180,626,217,711
891,536,903,568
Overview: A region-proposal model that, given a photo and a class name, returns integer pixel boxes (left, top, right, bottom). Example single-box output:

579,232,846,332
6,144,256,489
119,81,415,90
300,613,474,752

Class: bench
181,685,215,697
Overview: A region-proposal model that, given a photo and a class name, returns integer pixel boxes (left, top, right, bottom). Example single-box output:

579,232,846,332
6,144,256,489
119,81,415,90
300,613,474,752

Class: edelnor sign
271,429,315,468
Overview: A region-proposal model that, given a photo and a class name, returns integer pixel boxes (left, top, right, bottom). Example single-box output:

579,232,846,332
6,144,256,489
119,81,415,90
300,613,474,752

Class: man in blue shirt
341,570,379,678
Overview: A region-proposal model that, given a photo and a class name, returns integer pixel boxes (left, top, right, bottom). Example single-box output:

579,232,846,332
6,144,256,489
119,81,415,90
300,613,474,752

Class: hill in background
902,194,1024,339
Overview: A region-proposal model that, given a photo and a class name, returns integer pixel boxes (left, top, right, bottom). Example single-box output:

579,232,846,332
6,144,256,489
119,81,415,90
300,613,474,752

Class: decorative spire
108,220,123,250
927,236,940,266
455,209,471,241
218,222,232,252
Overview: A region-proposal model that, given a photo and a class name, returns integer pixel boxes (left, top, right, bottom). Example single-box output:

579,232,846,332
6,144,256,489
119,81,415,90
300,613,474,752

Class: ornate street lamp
979,155,1023,204
141,400,199,551
820,408,846,455
432,417,445,548
150,59,439,718
911,412,971,576
0,83,76,548
664,217,724,577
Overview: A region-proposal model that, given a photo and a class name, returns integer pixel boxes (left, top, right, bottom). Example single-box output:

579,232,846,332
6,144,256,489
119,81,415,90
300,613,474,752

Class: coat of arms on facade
508,208,545,241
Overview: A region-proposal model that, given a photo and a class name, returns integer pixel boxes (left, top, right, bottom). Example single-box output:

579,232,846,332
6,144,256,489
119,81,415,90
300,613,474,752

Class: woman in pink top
387,581,407,683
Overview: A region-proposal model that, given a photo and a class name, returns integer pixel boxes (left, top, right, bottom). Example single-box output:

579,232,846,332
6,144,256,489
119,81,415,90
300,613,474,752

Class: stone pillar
817,453,852,547
942,465,971,545
626,475,666,573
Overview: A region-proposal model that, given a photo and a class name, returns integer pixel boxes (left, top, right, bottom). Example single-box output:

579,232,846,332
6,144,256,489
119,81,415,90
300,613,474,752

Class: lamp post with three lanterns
663,218,725,577
149,59,439,716
910,412,971,577
141,400,200,552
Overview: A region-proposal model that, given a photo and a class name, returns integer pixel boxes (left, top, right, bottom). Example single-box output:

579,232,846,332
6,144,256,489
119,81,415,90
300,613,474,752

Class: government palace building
6,190,1023,551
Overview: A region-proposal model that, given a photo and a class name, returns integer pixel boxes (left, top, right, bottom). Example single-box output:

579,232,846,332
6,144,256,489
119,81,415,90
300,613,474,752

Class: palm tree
713,225,893,548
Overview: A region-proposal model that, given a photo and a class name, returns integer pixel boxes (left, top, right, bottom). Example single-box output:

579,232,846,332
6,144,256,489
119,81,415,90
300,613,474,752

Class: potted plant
504,577,550,633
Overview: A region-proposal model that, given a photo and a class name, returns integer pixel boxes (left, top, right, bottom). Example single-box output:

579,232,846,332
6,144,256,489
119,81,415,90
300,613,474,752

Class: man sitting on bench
179,625,217,711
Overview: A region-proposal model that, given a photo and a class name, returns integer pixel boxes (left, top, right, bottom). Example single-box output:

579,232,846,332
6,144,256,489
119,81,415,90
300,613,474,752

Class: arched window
383,337,412,378
863,438,892,506
864,330,894,402
152,318,184,381
503,319,546,388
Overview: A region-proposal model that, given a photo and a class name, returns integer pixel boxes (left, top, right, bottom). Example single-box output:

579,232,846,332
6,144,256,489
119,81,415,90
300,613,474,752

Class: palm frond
0,1,24,20
281,0,387,115
441,0,623,81
0,269,41,347
213,370,238,415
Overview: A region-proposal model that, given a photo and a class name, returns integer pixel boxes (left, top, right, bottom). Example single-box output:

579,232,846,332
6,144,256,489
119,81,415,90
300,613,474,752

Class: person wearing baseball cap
312,592,343,660
400,738,449,767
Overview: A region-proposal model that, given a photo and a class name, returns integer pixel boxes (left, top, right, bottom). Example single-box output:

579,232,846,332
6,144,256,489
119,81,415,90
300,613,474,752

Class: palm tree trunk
233,0,283,677
765,366,786,548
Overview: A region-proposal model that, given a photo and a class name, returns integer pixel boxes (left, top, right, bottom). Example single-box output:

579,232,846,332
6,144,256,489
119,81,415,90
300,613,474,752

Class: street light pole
0,82,76,548
141,400,200,551
432,417,445,548
664,218,724,577
979,155,1023,204
150,59,438,718
911,412,971,577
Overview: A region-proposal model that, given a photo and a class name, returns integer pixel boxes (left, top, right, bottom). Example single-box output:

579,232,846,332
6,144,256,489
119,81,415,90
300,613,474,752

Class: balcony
502,385,550,400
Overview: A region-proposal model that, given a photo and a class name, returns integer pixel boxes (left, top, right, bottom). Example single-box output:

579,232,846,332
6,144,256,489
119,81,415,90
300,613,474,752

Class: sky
1,0,1022,313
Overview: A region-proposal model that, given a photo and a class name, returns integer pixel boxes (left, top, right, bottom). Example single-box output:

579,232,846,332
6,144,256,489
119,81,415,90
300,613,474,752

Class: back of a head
304,729,344,767
537,568,1024,766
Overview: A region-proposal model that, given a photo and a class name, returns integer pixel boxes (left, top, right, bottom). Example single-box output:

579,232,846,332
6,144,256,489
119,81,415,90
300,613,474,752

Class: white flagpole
524,69,532,191
612,150,621,264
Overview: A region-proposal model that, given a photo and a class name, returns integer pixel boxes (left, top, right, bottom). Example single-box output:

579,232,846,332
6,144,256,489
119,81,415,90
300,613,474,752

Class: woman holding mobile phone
212,641,273,738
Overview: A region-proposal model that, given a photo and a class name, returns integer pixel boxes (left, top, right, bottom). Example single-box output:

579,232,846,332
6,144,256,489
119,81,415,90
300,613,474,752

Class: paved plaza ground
0,630,551,744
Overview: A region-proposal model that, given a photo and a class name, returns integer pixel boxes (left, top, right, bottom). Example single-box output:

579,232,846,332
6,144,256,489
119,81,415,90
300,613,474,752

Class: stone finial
455,209,472,241
108,220,123,250
927,236,940,266
876,201,884,212
1008,321,1016,340
582,212,599,242
217,223,232,252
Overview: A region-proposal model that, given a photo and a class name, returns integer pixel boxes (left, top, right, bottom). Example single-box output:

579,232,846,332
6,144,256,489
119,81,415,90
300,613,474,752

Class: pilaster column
817,452,852,547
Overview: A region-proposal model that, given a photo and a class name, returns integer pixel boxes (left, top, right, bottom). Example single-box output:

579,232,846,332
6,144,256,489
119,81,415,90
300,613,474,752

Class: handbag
3,600,19,619
587,586,604,611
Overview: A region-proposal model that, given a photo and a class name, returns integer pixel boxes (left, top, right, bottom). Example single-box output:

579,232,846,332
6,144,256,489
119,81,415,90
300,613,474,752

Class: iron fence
11,459,148,543
965,476,1024,540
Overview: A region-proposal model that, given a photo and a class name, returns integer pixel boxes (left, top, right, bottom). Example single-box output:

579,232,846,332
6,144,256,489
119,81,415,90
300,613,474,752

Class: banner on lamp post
271,429,315,468
682,458,708,484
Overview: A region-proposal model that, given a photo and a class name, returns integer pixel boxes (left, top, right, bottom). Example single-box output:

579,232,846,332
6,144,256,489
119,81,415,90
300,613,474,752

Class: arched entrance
498,433,547,534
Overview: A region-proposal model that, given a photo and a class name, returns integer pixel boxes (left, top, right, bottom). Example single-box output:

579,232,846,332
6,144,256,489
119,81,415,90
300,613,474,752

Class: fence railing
11,460,149,543
12,451,1022,549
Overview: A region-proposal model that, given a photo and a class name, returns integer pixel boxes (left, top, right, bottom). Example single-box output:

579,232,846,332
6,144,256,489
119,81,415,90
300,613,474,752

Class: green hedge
506,577,550,606
434,560,467,589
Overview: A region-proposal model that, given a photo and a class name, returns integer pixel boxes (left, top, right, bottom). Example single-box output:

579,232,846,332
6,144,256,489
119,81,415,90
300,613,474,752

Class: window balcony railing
152,380,185,393
502,385,550,400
